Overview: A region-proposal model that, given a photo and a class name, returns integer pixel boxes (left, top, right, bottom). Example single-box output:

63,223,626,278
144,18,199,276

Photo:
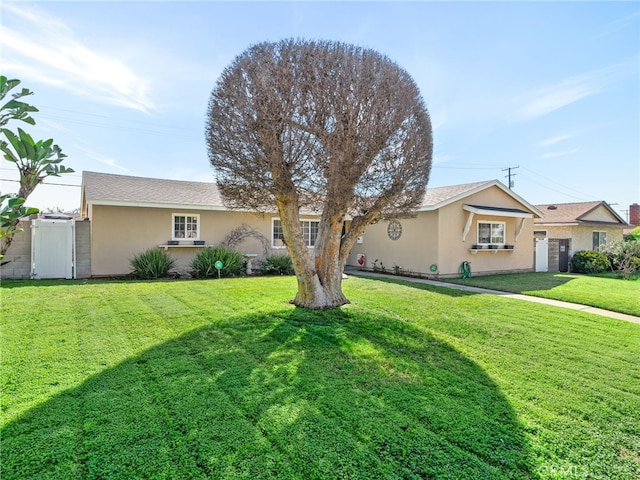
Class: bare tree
206,39,432,309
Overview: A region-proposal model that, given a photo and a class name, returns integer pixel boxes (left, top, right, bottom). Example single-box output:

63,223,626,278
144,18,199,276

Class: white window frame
272,218,320,248
272,218,286,248
172,213,200,240
592,231,607,251
477,221,506,245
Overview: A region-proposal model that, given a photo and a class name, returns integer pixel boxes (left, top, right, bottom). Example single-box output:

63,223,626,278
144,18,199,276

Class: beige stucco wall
346,185,537,277
581,205,620,223
346,210,440,274
90,205,278,276
437,187,535,276
544,225,624,255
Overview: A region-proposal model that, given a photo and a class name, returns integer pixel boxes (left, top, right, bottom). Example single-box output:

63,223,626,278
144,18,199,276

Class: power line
433,164,504,170
0,167,83,178
1,179,81,188
519,166,593,201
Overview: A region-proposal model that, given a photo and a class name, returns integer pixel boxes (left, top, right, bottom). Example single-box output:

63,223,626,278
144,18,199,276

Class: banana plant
0,75,72,257
0,76,38,127
1,127,73,200
0,193,39,259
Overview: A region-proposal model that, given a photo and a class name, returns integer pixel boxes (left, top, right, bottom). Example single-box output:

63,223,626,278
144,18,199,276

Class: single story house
346,180,542,277
78,172,542,278
82,171,279,276
532,201,628,272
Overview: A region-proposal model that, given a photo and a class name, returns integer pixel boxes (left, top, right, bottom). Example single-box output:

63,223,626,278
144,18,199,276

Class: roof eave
86,199,233,211
463,204,533,218
419,179,543,217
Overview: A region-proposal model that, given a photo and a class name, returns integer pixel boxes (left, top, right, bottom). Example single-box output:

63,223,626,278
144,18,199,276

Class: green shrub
570,250,610,274
604,239,640,279
130,248,176,279
191,246,245,278
260,254,294,275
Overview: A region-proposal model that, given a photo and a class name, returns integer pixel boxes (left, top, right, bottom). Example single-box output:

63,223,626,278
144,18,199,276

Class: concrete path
347,270,640,325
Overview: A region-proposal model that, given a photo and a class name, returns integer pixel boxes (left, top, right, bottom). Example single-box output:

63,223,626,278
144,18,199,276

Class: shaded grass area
1,277,639,479
444,272,640,317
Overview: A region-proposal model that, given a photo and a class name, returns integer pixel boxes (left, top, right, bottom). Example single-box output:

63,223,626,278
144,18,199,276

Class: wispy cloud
516,80,597,122
537,134,572,147
540,149,579,159
0,4,155,113
75,146,135,174
513,62,633,122
597,11,640,38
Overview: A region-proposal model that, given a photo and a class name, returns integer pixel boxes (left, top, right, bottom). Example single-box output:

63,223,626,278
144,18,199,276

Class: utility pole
502,165,519,189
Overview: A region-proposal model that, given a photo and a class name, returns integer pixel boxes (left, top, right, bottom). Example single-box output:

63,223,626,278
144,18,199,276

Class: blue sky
1,1,638,221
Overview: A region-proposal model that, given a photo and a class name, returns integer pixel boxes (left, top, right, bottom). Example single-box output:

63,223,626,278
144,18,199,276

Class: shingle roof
82,171,541,218
534,201,627,225
82,171,224,208
420,180,491,207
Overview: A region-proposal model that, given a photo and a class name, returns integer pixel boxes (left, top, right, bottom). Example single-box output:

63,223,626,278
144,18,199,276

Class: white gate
535,238,548,272
31,218,75,279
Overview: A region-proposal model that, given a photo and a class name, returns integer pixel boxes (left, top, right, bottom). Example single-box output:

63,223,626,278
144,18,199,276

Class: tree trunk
293,229,349,309
276,192,350,309
0,221,19,257
1,182,38,257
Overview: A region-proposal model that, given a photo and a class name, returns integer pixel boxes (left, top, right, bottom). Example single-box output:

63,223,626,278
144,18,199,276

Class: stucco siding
544,225,623,255
436,187,535,276
347,211,439,275
581,205,620,223
346,185,536,277
90,205,276,276
567,226,622,253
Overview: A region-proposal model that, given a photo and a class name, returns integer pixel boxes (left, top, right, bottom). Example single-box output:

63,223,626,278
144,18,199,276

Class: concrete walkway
347,270,640,325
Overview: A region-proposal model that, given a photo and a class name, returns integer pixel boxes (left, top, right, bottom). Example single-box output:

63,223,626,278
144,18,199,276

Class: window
272,219,285,247
592,231,607,251
533,230,547,239
272,218,319,247
478,222,505,245
173,214,199,240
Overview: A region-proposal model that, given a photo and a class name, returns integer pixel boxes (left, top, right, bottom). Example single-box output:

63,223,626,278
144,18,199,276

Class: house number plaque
387,220,402,240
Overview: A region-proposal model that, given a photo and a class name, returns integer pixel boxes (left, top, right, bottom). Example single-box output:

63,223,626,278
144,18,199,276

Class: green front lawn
445,272,640,317
2,277,639,479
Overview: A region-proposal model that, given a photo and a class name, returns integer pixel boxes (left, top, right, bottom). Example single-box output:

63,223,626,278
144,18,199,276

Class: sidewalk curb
347,270,640,325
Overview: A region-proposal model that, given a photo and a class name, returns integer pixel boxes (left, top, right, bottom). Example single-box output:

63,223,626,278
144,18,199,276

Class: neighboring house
47,172,540,279
533,201,628,272
346,180,542,277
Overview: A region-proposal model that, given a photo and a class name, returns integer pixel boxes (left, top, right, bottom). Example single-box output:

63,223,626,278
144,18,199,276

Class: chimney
630,203,640,226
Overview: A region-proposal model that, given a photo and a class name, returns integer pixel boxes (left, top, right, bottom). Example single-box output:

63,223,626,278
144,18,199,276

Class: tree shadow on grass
2,308,538,479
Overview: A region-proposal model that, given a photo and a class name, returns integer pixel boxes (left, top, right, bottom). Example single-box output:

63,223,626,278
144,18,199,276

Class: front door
558,239,570,272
